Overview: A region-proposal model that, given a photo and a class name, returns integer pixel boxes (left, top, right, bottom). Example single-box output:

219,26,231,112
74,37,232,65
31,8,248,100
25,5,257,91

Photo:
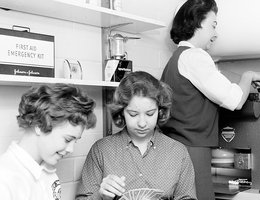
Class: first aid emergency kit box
0,27,55,77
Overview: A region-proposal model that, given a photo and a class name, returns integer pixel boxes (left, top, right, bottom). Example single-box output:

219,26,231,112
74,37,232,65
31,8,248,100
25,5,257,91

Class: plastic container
112,0,122,11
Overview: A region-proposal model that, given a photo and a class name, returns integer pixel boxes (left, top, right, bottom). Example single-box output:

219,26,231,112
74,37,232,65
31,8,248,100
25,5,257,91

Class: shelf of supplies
214,183,250,195
212,166,251,171
0,74,119,87
0,0,166,33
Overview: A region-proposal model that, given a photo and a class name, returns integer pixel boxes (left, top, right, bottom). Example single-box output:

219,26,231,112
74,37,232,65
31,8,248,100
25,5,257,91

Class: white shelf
0,74,119,87
0,0,166,33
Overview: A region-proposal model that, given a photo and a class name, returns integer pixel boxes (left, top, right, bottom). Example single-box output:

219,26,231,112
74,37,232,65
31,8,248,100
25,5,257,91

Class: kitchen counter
216,189,260,200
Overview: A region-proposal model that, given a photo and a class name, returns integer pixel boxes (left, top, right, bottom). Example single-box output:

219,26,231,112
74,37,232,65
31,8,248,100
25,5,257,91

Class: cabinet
213,100,260,199
0,0,166,137
0,0,165,34
0,0,165,88
212,148,252,199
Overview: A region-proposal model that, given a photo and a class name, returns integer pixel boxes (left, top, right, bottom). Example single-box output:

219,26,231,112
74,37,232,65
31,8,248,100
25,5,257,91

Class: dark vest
160,46,219,147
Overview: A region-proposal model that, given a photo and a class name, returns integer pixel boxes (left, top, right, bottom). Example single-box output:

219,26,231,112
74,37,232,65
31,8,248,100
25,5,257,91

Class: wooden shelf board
0,0,166,33
0,74,119,87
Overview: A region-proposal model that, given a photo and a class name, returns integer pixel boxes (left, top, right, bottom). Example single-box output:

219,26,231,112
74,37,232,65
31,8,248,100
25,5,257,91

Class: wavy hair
109,71,173,128
170,0,218,44
17,83,96,133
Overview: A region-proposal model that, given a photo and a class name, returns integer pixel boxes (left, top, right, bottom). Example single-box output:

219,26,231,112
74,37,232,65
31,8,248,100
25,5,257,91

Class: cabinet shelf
214,182,250,195
0,74,119,87
0,0,166,33
212,166,251,172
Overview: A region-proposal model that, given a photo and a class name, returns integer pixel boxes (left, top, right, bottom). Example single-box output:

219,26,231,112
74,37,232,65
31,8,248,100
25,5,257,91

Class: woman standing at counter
160,0,260,199
76,71,197,200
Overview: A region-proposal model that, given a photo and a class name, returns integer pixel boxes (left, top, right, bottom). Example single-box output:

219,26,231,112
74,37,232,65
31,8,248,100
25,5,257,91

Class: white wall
0,0,180,199
0,7,104,200
209,0,260,60
121,0,178,78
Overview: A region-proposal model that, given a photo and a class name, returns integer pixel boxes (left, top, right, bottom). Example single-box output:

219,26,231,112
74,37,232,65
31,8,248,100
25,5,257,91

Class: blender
104,26,140,82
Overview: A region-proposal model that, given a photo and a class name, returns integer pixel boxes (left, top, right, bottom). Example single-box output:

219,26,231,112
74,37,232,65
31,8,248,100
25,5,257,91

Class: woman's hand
99,175,126,200
237,71,260,110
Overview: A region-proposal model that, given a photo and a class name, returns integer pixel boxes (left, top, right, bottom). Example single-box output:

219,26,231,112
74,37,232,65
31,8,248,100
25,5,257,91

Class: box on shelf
0,28,55,77
105,59,132,82
101,0,111,8
234,153,252,169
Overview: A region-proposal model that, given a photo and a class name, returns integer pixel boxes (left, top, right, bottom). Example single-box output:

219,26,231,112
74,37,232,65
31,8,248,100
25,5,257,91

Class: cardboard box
234,153,252,169
105,59,132,82
0,28,55,77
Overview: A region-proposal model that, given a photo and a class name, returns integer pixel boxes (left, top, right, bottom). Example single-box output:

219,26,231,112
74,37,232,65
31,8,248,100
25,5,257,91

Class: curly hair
170,0,218,44
109,71,173,128
17,83,96,133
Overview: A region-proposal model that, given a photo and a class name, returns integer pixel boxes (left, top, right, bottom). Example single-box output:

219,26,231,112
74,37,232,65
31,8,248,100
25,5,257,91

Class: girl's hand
99,175,126,200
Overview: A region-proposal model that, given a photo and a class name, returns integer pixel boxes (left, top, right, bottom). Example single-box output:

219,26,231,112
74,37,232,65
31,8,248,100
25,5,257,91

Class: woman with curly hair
0,83,96,200
76,71,197,200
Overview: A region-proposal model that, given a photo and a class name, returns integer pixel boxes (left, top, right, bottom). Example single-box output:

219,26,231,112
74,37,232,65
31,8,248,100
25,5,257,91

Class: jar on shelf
101,0,110,8
111,0,122,11
88,0,101,6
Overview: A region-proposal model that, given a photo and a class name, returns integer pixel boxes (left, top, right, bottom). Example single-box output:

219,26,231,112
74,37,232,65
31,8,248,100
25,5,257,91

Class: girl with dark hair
161,0,260,199
76,71,197,200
